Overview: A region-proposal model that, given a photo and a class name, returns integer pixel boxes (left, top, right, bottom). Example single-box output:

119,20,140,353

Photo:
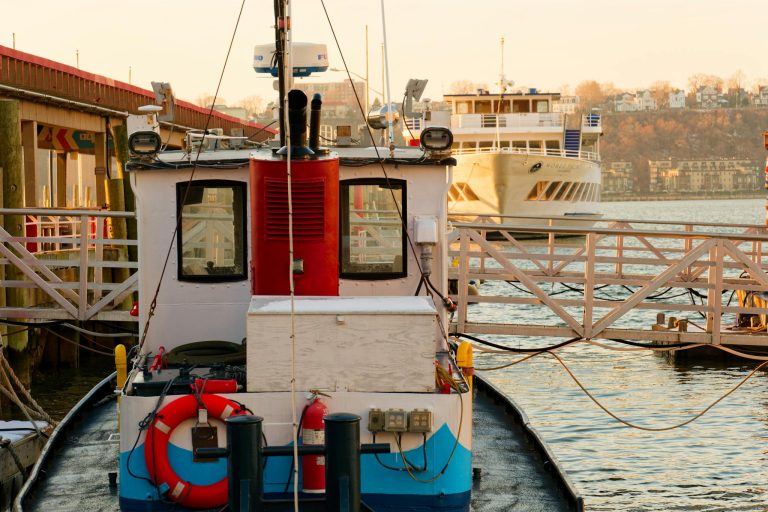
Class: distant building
603,161,634,195
753,86,768,107
293,80,368,143
649,158,759,193
648,159,674,192
668,90,686,109
552,95,580,114
696,86,720,109
614,93,637,112
635,90,657,111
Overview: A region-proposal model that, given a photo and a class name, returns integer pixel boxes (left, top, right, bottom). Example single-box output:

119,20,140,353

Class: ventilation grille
265,178,325,239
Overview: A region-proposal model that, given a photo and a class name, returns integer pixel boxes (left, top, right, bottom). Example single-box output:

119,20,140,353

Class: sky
2,0,766,109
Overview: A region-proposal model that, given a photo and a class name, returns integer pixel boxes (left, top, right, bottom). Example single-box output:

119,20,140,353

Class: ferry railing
448,214,768,347
0,208,138,322
581,113,601,129
452,146,600,162
450,112,564,130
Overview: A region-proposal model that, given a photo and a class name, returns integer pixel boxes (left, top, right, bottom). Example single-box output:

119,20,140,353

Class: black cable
371,432,427,472
452,333,582,353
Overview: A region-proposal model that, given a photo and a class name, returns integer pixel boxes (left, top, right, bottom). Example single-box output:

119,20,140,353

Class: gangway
448,214,768,347
0,208,137,322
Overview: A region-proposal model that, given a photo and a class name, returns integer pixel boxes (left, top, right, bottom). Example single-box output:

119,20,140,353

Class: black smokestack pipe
278,89,314,157
309,93,322,151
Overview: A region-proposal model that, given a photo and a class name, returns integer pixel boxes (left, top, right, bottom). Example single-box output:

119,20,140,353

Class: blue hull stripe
120,423,470,510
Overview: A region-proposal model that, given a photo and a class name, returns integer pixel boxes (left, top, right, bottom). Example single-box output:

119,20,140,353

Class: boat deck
18,375,581,512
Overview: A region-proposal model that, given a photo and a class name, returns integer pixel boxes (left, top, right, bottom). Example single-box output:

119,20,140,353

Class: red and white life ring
144,393,245,509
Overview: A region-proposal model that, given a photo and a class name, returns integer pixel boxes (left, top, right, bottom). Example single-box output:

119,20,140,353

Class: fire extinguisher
301,396,329,493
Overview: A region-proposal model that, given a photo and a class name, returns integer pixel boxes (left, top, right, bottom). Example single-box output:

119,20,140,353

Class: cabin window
340,178,407,280
536,100,549,113
456,101,471,114
475,100,492,113
176,180,247,282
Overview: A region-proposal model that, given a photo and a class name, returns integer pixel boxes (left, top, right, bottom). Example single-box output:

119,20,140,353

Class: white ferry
410,90,603,225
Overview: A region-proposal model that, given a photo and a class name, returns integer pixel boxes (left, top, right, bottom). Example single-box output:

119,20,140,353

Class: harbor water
27,199,768,511
481,198,768,511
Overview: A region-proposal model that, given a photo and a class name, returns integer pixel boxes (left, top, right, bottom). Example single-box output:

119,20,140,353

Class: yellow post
115,344,127,389
456,341,474,390
115,344,127,429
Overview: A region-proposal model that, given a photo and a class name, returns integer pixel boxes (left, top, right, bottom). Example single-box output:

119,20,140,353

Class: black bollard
226,415,264,512
325,413,361,512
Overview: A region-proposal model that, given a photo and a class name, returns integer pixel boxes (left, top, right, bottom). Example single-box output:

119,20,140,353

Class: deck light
420,126,453,152
128,131,162,157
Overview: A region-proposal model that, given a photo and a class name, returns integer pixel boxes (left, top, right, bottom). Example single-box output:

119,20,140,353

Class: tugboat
14,3,583,511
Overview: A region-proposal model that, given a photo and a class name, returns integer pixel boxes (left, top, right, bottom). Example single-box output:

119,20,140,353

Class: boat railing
581,113,601,129
0,208,138,322
452,146,600,162
448,213,768,347
450,112,564,130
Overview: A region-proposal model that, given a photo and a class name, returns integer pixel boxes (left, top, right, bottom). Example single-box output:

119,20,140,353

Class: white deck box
246,296,437,392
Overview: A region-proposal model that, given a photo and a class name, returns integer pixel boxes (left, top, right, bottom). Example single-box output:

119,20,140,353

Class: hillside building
648,158,759,193
603,162,634,195
668,90,686,109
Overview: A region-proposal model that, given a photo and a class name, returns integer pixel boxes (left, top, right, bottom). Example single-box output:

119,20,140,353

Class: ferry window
340,179,406,280
475,100,492,114
512,100,530,113
176,180,247,283
527,181,549,201
543,181,562,200
554,182,571,201
536,100,549,113
456,101,471,114
512,141,527,150
529,141,542,150
545,140,560,152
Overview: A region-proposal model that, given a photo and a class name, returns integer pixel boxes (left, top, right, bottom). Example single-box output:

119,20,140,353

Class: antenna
380,0,395,155
403,78,428,118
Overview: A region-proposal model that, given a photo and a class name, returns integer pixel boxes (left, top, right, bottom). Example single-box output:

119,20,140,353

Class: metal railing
448,214,768,346
452,146,600,162
581,114,601,129
451,112,564,130
0,208,138,322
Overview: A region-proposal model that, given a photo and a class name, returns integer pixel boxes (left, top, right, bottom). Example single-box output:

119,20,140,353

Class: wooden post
0,100,29,352
21,120,37,207
56,152,68,207
0,166,4,340
111,123,137,262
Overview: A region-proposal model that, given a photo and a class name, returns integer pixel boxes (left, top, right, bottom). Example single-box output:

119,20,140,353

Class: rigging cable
318,0,451,344
137,0,247,353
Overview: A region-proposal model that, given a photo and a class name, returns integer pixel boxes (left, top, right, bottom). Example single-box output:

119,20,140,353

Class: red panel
250,156,339,296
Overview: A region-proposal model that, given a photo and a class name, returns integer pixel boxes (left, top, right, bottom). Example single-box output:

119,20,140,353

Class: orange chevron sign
37,126,96,152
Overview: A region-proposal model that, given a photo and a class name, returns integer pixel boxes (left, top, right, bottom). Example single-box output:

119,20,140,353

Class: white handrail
452,146,600,162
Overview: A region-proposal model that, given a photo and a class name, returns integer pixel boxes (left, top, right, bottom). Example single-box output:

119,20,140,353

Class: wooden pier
448,214,768,347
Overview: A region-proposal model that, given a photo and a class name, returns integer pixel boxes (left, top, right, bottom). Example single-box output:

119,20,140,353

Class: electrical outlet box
384,409,408,432
368,409,385,433
409,409,433,433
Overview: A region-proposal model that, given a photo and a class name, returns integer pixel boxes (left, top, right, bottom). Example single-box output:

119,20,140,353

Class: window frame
175,179,248,283
339,178,408,281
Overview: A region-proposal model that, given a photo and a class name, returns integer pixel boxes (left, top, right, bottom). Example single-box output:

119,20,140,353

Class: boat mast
274,0,289,145
495,36,505,149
